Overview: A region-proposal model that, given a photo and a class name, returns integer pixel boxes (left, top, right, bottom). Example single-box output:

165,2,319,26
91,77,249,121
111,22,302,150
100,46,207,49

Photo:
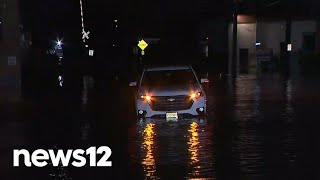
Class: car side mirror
129,81,137,87
200,78,209,83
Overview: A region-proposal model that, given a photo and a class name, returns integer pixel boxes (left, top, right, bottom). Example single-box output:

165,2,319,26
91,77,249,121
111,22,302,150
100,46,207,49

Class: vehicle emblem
167,98,175,102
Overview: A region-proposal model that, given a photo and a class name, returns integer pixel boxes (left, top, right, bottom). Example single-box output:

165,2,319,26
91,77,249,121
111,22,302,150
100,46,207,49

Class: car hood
139,84,202,96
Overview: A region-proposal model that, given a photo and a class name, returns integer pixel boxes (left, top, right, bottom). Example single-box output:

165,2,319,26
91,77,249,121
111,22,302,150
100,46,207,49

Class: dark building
0,0,21,102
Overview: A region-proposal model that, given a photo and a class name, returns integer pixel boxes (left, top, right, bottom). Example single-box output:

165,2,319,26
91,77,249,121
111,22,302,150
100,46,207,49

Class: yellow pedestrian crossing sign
138,39,148,51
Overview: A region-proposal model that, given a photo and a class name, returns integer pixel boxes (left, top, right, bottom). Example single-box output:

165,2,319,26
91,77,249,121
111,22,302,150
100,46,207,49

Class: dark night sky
20,0,82,47
20,0,319,48
21,0,319,27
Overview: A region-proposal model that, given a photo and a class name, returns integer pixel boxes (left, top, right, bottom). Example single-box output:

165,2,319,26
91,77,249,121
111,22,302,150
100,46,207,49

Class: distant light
89,49,94,56
115,25,118,28
57,40,62,46
206,37,209,40
85,44,88,48
113,44,116,47
287,44,292,51
114,19,118,22
255,42,261,46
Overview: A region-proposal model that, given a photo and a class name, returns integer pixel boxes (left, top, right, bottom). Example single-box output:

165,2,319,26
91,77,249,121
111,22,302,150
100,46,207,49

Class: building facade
228,16,319,75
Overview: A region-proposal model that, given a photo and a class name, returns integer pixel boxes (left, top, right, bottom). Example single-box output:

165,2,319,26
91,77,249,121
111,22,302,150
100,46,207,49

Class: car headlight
140,95,152,101
190,92,203,99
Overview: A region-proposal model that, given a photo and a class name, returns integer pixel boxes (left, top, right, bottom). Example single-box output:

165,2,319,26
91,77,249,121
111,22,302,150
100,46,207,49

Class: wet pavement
1,74,320,180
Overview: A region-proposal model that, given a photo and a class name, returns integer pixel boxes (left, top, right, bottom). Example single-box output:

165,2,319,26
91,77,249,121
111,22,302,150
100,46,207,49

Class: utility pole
79,0,90,47
232,0,239,77
285,18,291,73
284,0,292,75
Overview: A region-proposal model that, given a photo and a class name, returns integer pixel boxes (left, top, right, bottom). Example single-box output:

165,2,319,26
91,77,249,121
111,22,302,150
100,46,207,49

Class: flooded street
127,74,320,180
2,0,320,179
1,74,320,180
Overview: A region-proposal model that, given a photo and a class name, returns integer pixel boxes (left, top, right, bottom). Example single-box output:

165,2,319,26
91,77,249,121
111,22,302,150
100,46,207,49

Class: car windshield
142,69,197,87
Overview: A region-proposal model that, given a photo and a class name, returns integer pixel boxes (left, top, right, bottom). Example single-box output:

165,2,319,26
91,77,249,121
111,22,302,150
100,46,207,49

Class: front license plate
166,112,178,121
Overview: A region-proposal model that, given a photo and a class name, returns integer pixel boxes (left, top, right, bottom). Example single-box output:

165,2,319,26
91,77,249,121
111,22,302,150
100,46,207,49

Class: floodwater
127,74,320,180
1,74,320,180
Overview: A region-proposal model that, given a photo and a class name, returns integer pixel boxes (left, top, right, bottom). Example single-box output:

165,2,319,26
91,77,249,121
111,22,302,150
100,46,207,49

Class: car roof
146,65,191,71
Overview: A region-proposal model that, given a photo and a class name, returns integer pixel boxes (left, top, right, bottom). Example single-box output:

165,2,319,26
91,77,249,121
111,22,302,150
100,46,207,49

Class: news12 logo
13,147,112,167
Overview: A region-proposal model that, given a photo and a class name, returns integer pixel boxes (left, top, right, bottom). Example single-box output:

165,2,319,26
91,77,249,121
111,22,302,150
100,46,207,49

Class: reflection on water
141,123,158,179
188,122,199,165
232,75,300,178
282,79,297,165
285,79,294,121
130,119,214,180
188,122,200,177
187,121,215,179
234,76,266,175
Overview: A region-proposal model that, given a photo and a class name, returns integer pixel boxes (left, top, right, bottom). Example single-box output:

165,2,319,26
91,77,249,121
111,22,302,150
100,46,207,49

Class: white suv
130,65,209,119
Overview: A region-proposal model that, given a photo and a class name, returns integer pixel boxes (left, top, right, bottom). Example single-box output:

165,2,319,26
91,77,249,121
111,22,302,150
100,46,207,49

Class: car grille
149,95,193,111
